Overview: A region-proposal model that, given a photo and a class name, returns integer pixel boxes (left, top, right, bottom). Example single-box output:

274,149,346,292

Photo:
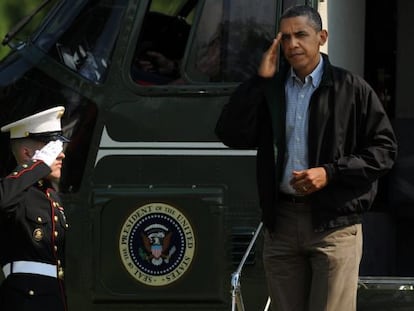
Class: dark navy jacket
215,54,397,232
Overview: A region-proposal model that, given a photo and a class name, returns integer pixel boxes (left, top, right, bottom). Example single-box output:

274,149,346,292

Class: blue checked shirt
280,56,324,194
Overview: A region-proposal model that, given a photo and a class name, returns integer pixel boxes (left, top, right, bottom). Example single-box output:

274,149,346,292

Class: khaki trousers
263,201,362,311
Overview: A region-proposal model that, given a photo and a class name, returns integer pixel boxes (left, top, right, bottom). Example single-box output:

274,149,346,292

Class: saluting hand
32,140,64,167
258,32,282,78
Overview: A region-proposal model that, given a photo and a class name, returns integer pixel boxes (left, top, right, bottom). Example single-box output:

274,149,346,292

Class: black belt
279,192,309,204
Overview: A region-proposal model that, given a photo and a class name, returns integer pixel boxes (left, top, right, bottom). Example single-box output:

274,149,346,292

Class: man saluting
216,5,397,311
0,106,70,311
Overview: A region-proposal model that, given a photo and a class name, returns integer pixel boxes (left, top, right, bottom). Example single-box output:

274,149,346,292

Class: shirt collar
288,55,324,88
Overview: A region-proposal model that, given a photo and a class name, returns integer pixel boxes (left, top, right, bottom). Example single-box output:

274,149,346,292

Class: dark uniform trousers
0,274,66,311
263,200,362,311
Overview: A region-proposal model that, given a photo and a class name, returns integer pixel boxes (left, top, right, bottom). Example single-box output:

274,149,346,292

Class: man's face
48,149,65,181
279,15,327,80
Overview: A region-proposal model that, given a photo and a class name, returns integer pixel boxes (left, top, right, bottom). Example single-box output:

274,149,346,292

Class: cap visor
57,134,70,143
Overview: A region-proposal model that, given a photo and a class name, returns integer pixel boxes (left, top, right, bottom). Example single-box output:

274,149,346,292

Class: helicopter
1,0,414,310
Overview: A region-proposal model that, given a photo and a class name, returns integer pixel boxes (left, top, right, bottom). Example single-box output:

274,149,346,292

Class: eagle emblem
139,224,176,266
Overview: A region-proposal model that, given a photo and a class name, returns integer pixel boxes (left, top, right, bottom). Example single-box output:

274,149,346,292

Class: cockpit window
0,0,59,53
131,0,193,85
131,0,276,85
51,0,127,83
185,0,276,83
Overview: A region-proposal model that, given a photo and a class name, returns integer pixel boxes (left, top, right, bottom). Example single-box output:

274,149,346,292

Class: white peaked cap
1,106,69,142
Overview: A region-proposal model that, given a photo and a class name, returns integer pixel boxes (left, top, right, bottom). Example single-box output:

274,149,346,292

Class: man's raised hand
32,140,63,167
258,32,282,78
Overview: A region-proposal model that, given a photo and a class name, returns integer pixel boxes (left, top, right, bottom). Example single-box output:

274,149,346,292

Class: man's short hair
280,5,322,32
10,138,44,160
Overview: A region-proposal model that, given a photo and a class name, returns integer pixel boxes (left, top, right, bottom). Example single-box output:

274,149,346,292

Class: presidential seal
119,202,195,286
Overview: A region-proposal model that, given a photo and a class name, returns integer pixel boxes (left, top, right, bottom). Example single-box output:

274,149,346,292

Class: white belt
2,261,57,278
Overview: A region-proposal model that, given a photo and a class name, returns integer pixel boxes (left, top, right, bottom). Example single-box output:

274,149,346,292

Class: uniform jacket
0,159,68,310
215,54,398,232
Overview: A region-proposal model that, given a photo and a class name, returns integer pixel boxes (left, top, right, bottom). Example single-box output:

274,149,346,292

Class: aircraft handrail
230,221,271,311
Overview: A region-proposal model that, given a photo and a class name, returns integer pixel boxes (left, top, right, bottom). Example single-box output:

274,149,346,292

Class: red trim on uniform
6,161,45,179
46,188,68,311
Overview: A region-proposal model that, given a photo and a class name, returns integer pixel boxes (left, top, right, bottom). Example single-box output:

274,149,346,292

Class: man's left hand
290,167,328,195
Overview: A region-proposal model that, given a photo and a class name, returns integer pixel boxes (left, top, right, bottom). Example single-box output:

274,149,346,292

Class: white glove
32,140,63,167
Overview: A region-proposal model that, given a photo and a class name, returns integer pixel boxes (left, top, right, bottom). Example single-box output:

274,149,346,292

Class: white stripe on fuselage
95,126,256,165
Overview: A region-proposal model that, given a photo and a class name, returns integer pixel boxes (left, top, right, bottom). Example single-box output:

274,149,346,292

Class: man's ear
319,29,328,46
21,146,34,162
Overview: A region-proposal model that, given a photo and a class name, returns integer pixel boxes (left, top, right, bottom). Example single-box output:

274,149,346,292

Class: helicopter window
131,0,276,85
52,0,127,83
185,0,276,83
131,0,193,85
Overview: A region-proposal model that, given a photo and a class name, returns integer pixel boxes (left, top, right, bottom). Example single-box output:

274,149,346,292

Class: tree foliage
0,0,189,60
0,0,44,59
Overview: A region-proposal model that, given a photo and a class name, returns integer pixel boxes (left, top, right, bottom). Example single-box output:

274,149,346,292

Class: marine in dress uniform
0,107,70,311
